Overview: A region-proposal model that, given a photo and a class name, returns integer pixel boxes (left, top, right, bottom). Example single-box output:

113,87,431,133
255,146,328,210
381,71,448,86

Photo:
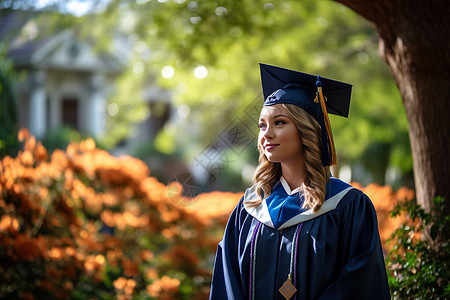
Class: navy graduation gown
210,177,390,300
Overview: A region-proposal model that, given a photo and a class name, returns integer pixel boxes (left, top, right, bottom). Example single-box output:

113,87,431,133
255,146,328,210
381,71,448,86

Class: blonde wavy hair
247,103,330,212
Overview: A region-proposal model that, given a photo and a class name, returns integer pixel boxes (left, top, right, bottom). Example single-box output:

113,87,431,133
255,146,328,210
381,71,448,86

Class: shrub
385,196,450,299
0,51,19,158
0,129,243,299
2,129,430,299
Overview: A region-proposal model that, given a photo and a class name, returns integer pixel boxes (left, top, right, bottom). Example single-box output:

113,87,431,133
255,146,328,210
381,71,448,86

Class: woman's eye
274,120,285,126
258,123,266,129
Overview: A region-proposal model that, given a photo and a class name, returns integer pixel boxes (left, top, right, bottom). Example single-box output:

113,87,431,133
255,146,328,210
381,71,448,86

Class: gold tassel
315,86,337,165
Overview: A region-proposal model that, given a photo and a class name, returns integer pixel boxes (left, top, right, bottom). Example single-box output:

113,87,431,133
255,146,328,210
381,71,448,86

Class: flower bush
0,129,242,299
385,197,450,299
0,129,415,299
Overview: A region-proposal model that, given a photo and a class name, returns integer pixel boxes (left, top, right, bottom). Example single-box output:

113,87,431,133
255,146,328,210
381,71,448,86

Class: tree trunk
336,0,450,214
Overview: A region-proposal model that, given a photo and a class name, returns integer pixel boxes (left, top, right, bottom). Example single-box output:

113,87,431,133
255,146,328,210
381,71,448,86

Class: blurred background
0,0,413,192
0,0,421,299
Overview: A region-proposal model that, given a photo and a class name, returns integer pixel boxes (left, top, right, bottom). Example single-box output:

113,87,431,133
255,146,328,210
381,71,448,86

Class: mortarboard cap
259,63,353,166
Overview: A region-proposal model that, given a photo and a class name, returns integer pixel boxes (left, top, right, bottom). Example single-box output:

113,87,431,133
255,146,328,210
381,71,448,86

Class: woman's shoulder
328,177,365,197
229,194,250,220
329,178,374,213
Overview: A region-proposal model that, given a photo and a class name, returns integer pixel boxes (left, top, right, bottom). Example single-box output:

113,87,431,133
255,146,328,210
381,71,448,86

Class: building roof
2,10,128,74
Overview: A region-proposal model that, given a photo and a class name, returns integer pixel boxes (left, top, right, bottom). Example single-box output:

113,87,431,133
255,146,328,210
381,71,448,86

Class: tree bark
335,0,450,213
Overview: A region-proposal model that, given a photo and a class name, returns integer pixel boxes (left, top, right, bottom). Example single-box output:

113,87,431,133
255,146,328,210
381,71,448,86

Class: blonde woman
210,64,390,300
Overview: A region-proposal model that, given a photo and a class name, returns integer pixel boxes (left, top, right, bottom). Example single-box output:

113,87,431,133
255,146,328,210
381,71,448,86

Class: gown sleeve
317,191,390,300
209,199,246,300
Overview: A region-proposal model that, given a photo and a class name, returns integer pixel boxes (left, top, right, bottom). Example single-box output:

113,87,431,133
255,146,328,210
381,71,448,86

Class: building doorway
62,97,79,130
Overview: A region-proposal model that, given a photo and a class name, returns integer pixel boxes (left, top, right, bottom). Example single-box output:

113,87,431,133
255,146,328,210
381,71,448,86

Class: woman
209,64,390,300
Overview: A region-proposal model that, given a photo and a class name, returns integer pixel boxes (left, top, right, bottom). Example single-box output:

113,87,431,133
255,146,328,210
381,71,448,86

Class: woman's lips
264,144,279,151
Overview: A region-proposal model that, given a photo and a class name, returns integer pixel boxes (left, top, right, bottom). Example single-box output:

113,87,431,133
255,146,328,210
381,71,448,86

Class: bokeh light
194,66,208,79
161,65,175,79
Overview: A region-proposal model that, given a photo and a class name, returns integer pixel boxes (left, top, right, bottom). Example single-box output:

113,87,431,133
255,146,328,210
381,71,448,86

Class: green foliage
0,48,19,157
92,0,411,178
3,0,413,182
0,7,147,150
42,126,90,153
101,62,149,149
386,197,450,299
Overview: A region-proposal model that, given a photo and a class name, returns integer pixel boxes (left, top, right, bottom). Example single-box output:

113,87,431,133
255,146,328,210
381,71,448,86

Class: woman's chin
265,155,280,163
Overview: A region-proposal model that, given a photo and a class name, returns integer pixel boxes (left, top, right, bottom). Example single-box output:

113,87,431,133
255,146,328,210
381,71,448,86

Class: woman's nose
263,125,274,139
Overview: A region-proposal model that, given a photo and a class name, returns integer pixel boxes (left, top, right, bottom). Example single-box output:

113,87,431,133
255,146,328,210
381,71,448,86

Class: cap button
316,75,322,87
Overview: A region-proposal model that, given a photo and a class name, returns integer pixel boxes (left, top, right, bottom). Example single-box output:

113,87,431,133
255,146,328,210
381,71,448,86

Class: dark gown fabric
209,177,390,300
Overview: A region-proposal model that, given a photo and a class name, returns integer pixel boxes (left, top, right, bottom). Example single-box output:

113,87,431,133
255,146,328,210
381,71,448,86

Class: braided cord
292,223,304,300
249,221,262,300
249,222,303,300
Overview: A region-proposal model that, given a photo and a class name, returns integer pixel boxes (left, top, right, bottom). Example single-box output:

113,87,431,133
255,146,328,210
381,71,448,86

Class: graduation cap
259,63,353,166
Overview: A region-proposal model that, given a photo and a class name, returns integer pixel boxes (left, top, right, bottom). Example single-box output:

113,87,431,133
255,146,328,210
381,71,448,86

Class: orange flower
146,276,180,299
106,249,121,267
145,268,158,280
114,277,137,300
186,191,243,226
13,234,47,261
24,135,36,152
122,259,139,277
100,193,119,207
161,228,175,239
100,210,115,227
103,235,123,249
50,150,68,169
35,142,48,162
95,254,106,265
66,143,77,157
85,237,104,252
79,138,96,151
118,278,137,296
160,207,180,223
164,244,199,268
48,247,63,260
113,277,128,290
0,215,20,234
140,177,169,203
123,211,140,228
18,128,30,142
98,168,124,185
123,187,134,198
83,254,104,273
166,181,183,202
39,187,49,199
113,212,126,230
20,151,34,166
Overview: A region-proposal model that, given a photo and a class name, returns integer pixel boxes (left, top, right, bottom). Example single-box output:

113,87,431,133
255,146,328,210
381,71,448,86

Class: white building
8,27,127,139
2,11,171,144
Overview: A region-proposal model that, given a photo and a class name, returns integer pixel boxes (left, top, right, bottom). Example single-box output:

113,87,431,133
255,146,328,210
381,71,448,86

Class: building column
48,93,59,130
88,73,106,138
29,70,47,138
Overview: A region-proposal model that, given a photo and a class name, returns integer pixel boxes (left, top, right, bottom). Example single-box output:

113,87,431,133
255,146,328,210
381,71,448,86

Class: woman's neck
281,160,306,191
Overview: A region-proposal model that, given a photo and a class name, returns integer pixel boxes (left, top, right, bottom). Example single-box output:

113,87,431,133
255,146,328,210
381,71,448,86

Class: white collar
280,176,302,195
243,183,354,229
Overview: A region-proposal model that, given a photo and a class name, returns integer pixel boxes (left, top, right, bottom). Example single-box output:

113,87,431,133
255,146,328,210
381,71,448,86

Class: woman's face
258,104,304,165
